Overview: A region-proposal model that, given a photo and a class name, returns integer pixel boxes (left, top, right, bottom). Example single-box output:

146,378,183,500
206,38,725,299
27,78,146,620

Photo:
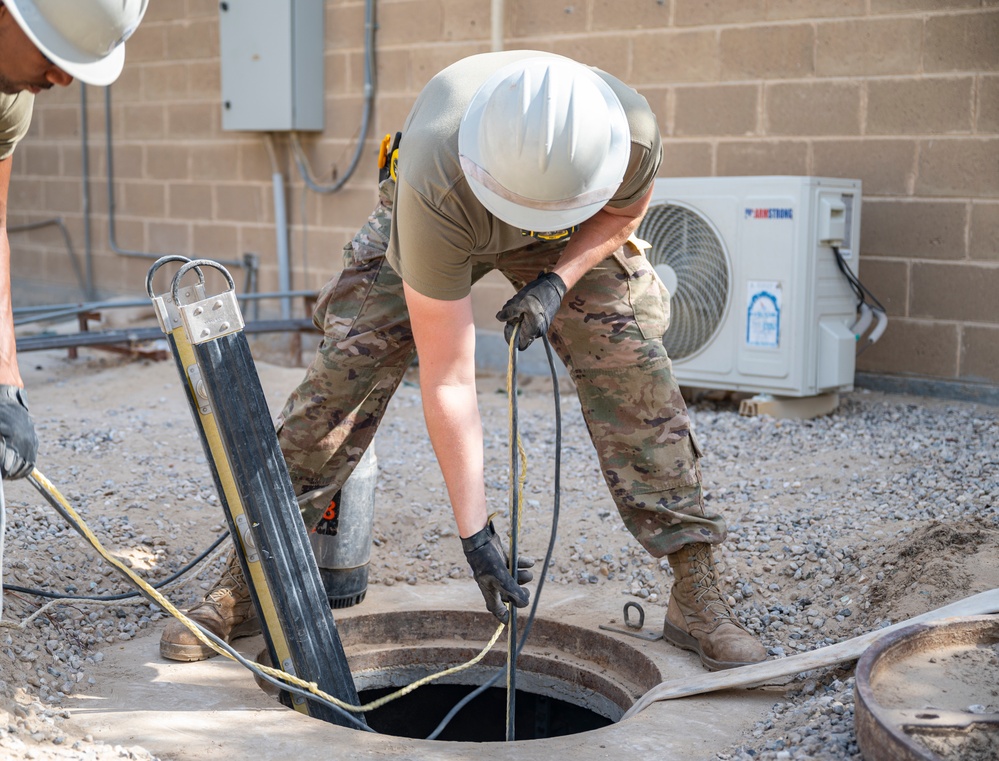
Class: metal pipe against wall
491,0,504,51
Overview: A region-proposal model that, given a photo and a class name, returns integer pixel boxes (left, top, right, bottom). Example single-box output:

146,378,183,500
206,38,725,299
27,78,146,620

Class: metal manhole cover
855,615,999,761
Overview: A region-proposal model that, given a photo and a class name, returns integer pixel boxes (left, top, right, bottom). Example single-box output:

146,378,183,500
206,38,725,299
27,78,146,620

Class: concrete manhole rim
266,607,666,744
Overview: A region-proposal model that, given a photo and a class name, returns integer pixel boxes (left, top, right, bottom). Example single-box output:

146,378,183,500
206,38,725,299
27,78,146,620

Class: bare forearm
0,230,22,387
419,374,489,538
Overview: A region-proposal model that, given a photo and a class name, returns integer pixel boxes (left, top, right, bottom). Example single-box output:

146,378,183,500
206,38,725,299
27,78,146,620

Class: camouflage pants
276,181,727,558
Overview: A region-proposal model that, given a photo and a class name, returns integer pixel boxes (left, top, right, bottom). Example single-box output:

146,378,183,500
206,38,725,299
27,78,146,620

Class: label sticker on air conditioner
746,281,782,348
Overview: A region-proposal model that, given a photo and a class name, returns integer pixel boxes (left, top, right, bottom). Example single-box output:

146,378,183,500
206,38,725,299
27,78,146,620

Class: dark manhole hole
359,683,613,741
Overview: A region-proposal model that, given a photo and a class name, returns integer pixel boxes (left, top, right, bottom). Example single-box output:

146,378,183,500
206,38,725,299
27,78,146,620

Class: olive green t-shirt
386,51,662,301
0,92,34,161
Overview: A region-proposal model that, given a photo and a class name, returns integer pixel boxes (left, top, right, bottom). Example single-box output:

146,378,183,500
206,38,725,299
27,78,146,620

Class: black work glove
461,521,534,624
495,272,566,351
0,385,38,480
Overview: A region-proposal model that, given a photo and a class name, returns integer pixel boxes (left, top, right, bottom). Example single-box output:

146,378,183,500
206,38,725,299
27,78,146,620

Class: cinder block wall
7,0,998,392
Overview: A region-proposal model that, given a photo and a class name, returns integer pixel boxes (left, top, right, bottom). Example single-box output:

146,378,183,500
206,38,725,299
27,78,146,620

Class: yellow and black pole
147,257,364,728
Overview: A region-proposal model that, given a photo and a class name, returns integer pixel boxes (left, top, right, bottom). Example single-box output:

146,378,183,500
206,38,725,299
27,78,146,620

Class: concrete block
122,182,168,219
552,36,634,82
163,17,218,60
867,77,974,135
969,202,999,262
855,318,958,378
223,183,275,226
916,138,999,198
924,11,999,73
911,261,999,322
977,74,999,133
854,257,908,317
193,223,240,259
633,30,721,84
767,0,865,20
514,1,588,36
148,221,193,255
716,139,808,175
674,0,766,27
376,0,443,46
145,144,192,181
871,0,983,11
43,179,84,214
189,143,242,182
166,102,218,139
168,183,212,221
674,84,759,137
961,325,999,385
39,105,80,140
765,81,862,136
660,141,713,177
720,24,814,80
812,139,916,196
860,200,967,259
142,63,191,100
815,18,922,77
121,104,167,140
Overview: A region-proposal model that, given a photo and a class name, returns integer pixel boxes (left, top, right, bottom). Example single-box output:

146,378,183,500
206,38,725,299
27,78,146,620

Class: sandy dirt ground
0,333,997,759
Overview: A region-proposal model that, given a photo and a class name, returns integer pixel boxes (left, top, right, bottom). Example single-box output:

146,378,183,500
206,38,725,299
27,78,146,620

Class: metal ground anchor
599,601,663,641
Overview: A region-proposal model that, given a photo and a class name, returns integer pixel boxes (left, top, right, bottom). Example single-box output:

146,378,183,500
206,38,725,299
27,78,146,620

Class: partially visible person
0,0,148,478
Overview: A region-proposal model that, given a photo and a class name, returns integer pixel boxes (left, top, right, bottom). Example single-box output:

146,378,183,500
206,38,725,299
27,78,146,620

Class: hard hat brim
5,0,127,86
463,170,612,231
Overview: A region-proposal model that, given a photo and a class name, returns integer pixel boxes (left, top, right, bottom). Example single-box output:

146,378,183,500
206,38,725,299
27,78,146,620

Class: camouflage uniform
277,178,726,559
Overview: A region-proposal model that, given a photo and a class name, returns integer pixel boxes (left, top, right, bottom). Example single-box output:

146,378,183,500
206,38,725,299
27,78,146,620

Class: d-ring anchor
599,601,663,642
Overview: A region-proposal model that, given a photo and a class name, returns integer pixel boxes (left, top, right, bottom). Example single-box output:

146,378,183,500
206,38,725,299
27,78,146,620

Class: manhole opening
257,610,664,742
358,682,613,742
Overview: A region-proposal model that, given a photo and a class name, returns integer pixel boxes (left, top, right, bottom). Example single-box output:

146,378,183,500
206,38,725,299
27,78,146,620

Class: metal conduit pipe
263,135,292,320
12,289,316,327
491,0,504,51
80,83,95,300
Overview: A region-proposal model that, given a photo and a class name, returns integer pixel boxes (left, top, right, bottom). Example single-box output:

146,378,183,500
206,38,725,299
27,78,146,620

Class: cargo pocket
611,242,670,341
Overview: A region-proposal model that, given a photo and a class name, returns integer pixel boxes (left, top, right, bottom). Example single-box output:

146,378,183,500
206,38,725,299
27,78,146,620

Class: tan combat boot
159,550,260,662
663,542,767,671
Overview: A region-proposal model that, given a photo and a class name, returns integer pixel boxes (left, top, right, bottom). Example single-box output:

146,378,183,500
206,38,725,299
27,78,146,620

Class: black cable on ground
25,472,374,732
3,531,230,602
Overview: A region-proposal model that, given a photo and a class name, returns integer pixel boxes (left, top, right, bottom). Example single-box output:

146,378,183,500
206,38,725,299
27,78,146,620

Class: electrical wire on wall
289,0,377,196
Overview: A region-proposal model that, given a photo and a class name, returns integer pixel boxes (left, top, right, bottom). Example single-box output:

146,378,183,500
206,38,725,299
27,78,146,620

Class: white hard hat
458,56,631,232
5,0,148,86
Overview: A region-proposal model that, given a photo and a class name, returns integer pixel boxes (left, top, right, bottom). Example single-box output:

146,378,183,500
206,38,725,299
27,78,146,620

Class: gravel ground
0,344,996,760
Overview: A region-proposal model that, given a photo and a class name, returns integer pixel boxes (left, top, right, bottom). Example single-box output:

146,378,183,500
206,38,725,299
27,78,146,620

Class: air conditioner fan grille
637,203,730,360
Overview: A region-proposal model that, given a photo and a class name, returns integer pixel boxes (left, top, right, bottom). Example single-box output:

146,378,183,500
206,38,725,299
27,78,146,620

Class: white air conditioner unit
637,176,862,399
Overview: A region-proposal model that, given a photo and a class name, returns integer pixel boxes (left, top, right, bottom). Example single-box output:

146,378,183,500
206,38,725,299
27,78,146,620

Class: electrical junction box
637,176,863,398
218,0,325,131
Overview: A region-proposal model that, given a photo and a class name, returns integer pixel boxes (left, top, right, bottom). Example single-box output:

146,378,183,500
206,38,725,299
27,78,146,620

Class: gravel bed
0,350,996,760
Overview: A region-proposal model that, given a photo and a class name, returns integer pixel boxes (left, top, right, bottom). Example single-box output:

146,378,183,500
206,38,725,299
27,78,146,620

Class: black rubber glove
461,521,534,624
0,384,38,480
495,272,567,351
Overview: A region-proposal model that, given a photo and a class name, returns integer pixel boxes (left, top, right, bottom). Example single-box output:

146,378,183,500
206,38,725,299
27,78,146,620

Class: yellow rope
26,468,506,714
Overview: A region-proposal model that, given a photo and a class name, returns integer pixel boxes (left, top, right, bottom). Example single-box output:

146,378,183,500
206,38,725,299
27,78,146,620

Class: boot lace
688,548,738,623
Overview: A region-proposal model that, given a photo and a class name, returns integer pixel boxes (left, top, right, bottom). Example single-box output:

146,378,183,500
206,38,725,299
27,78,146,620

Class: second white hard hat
4,0,148,86
458,55,631,232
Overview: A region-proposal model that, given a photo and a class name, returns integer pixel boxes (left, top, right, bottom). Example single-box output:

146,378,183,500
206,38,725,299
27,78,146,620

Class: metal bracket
185,364,213,416
599,601,663,642
234,513,260,564
179,290,245,345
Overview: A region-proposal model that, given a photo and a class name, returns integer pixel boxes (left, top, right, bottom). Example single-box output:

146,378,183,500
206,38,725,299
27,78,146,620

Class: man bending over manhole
160,51,767,673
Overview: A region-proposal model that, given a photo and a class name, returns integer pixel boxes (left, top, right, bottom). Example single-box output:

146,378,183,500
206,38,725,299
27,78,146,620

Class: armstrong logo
745,207,794,220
